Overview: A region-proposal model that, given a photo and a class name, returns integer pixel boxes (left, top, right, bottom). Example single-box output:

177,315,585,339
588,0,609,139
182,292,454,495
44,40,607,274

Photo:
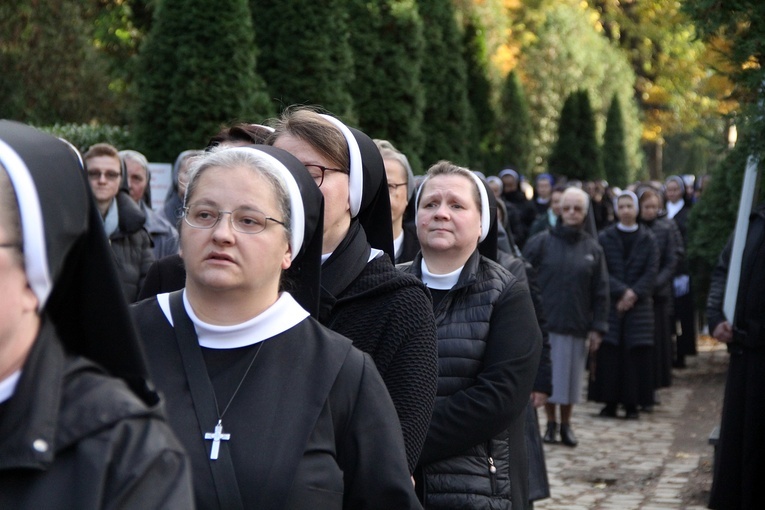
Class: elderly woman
523,187,609,446
404,161,542,509
590,191,659,419
269,108,438,474
132,146,419,509
0,121,193,507
374,139,419,264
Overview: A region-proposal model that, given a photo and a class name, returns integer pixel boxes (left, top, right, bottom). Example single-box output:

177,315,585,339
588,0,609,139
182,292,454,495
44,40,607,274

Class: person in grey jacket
83,143,154,302
523,187,609,447
120,149,179,260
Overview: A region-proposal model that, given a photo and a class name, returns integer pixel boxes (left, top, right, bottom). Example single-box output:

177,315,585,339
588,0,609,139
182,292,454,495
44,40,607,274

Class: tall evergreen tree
548,92,582,179
0,0,116,124
417,0,472,167
134,0,271,161
576,89,603,180
462,15,495,172
496,70,533,174
346,0,425,173
252,0,355,121
602,94,629,187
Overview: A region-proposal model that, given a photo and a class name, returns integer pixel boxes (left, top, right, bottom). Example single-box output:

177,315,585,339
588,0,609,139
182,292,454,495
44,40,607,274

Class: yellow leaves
493,43,520,75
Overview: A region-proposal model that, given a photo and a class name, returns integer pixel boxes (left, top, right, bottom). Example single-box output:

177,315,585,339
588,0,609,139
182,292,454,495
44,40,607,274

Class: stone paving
534,343,729,510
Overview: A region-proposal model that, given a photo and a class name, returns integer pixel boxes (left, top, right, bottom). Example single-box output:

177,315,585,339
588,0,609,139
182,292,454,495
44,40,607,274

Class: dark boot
543,422,558,444
559,423,578,447
599,403,618,418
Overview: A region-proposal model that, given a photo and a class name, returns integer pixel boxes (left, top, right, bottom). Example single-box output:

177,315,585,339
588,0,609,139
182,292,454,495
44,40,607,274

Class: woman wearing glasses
268,108,438,475
131,146,420,509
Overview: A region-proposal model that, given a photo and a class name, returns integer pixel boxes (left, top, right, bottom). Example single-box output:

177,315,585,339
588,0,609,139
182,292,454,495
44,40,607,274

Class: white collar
420,259,463,290
666,199,684,219
616,222,639,233
0,370,22,404
157,291,309,349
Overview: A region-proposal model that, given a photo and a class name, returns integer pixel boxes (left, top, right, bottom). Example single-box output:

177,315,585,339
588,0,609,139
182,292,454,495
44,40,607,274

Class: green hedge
36,123,131,153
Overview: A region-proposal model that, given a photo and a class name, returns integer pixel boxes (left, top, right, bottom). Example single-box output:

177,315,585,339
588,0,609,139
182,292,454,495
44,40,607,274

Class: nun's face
180,165,291,299
665,180,682,203
273,133,350,254
617,196,638,225
85,155,122,208
0,225,39,365
384,158,409,226
417,174,481,260
640,195,660,222
501,175,517,193
536,179,552,199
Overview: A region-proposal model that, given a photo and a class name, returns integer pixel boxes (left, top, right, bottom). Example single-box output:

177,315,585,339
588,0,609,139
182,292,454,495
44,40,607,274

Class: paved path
535,341,729,509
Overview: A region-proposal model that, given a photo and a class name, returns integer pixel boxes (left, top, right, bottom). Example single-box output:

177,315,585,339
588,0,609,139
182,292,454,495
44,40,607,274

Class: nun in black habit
131,145,421,509
269,108,438,474
0,121,193,508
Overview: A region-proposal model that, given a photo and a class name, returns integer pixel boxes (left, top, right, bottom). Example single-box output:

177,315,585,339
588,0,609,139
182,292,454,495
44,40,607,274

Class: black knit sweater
322,246,438,473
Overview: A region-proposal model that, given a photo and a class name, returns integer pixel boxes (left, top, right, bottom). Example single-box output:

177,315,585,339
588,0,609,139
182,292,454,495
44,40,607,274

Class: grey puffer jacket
405,250,542,510
110,192,154,302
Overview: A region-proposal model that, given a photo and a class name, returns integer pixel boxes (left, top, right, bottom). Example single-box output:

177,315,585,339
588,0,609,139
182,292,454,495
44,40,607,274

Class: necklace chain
212,341,264,421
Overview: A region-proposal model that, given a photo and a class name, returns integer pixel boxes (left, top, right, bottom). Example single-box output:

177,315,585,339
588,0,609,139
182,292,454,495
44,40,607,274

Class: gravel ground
535,336,728,509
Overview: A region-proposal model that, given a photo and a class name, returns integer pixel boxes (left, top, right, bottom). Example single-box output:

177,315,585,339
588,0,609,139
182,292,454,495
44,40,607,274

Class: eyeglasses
0,242,22,249
87,170,121,181
183,204,285,234
387,182,407,193
304,164,349,188
562,205,585,212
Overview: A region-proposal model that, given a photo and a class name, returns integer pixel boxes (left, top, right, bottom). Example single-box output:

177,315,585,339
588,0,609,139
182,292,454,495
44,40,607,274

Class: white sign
148,162,173,212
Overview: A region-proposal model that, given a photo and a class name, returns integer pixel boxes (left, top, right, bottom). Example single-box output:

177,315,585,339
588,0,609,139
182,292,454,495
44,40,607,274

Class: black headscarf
318,115,394,260
241,145,325,317
0,120,157,404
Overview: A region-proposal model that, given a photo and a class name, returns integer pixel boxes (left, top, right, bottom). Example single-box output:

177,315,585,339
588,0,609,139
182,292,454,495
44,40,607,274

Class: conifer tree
602,94,629,187
346,0,425,172
462,15,495,171
417,0,471,167
496,70,533,174
134,0,271,161
576,90,603,180
548,92,582,179
252,0,355,121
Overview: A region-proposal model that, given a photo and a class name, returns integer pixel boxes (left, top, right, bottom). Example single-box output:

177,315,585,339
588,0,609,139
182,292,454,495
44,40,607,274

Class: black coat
642,216,683,300
405,250,542,510
0,320,193,509
133,297,420,510
110,192,154,302
396,222,421,264
598,225,659,348
523,225,610,337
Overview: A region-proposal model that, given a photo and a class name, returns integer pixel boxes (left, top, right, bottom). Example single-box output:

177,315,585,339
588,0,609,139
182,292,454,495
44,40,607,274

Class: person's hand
530,391,548,408
588,330,602,353
713,321,733,343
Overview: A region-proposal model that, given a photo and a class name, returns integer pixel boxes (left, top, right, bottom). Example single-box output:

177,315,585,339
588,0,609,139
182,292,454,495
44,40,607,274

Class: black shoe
599,404,617,418
543,422,558,444
640,405,654,413
625,407,640,420
560,423,578,447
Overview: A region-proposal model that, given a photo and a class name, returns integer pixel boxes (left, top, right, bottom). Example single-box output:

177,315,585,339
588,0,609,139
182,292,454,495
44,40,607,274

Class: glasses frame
304,164,349,188
387,182,408,193
87,170,122,181
183,206,285,235
0,242,22,249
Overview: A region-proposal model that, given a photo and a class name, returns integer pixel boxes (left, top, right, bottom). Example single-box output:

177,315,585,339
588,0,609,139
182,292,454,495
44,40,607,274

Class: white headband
319,114,363,217
229,147,305,256
0,139,52,309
